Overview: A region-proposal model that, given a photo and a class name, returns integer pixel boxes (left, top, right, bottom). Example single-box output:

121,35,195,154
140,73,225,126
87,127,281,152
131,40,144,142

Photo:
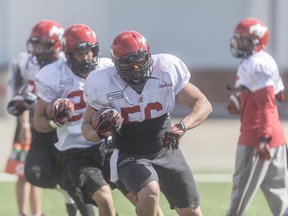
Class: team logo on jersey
138,96,143,102
159,82,173,88
107,90,124,101
118,157,136,167
60,78,73,88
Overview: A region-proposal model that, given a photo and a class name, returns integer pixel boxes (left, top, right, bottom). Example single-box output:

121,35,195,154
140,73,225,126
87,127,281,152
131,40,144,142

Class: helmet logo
49,26,64,40
249,23,267,39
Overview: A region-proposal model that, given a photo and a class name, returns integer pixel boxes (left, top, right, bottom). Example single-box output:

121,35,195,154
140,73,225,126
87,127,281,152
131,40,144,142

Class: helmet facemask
27,36,59,67
66,43,99,75
230,34,257,58
115,48,152,93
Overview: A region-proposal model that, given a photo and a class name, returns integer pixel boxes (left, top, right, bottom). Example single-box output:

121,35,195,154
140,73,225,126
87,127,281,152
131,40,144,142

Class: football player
33,24,119,216
82,30,212,216
7,20,94,216
226,18,288,216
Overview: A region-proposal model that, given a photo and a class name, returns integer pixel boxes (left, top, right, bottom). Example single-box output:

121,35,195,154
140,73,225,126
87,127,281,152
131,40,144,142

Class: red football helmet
27,20,64,67
230,18,269,58
62,24,99,74
111,30,152,93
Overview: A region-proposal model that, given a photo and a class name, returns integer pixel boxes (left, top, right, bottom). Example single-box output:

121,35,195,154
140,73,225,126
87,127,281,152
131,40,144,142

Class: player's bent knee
175,206,203,216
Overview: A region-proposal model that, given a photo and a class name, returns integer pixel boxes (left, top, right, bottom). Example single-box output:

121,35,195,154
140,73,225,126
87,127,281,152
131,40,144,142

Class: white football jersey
7,52,65,99
235,51,284,93
35,57,113,151
7,52,39,99
84,54,190,123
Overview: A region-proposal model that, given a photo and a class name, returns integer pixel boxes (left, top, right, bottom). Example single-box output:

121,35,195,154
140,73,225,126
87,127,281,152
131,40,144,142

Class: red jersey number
67,91,86,122
121,102,163,123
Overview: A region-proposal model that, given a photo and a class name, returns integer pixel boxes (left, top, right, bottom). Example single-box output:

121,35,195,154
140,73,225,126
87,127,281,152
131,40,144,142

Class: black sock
66,203,78,216
67,188,95,216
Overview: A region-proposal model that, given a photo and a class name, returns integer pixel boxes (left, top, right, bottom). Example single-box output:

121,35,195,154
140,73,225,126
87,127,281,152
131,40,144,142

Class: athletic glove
163,121,187,150
49,98,74,128
7,90,37,116
255,140,271,161
92,109,123,139
7,98,27,116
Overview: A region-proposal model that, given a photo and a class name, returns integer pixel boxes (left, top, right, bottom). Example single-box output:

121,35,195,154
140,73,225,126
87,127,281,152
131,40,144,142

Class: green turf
1,181,271,216
198,183,271,216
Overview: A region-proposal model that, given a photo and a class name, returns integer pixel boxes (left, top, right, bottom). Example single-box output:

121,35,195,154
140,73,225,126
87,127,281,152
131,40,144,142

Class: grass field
1,180,271,216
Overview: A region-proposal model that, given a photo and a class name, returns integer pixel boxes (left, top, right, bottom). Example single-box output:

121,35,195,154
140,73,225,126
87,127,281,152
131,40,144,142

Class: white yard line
0,173,18,182
0,173,232,183
194,174,232,183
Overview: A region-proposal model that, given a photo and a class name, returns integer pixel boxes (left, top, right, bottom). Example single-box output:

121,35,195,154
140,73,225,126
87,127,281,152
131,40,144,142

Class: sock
55,185,79,216
66,203,78,216
67,187,95,216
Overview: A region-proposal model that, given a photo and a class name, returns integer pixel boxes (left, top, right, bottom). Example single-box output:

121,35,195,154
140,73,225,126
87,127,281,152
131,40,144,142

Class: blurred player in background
7,20,94,216
33,24,119,216
7,57,42,216
82,30,212,216
226,18,288,216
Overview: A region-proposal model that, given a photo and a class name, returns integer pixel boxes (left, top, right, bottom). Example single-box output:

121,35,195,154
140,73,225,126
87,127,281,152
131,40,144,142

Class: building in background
0,0,288,117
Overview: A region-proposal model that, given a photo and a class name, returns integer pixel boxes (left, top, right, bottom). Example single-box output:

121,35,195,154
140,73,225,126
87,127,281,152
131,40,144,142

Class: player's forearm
34,114,56,133
182,98,212,130
81,122,102,142
19,110,30,126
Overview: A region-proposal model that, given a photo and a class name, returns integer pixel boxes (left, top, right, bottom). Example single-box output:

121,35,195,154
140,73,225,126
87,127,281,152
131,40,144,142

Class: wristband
49,120,60,128
22,123,30,128
177,121,187,132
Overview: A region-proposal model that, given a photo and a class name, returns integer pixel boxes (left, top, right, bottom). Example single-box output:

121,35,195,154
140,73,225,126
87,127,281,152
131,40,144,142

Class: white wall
0,0,288,70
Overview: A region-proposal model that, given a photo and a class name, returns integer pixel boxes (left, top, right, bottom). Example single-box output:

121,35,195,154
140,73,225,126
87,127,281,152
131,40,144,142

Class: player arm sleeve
7,60,24,100
83,78,107,110
34,77,58,102
173,57,191,95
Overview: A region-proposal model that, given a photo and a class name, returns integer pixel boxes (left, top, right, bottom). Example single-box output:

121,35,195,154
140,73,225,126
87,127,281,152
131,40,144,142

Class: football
92,108,122,138
227,94,241,114
7,99,27,116
46,98,74,121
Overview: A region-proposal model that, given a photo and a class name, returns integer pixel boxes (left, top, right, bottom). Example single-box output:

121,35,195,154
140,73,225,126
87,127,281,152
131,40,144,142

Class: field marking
0,173,232,183
194,174,232,183
0,173,18,181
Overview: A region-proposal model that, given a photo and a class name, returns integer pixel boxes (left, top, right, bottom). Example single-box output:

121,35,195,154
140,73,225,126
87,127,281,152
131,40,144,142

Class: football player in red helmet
226,18,288,216
82,30,213,216
27,20,64,67
7,20,95,216
62,24,100,76
230,18,269,58
33,23,118,215
111,30,153,93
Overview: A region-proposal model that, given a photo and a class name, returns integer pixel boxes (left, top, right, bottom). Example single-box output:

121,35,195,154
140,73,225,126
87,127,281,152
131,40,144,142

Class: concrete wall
1,0,288,118
1,0,288,68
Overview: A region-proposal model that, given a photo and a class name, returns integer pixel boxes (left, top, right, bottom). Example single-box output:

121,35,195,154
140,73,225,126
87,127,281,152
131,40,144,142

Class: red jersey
235,51,286,147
